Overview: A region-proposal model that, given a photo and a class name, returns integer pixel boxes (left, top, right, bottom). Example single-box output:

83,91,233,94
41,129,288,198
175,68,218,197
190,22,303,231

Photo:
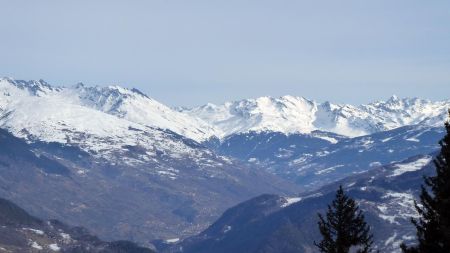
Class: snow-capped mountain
74,83,219,141
0,77,218,143
1,77,447,187
0,78,299,243
1,77,448,250
0,78,208,162
2,77,448,143
183,96,318,137
181,95,450,138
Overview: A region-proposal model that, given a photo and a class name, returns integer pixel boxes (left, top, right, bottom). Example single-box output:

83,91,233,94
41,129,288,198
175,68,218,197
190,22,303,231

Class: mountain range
2,77,449,143
0,77,448,251
0,78,298,243
181,94,450,138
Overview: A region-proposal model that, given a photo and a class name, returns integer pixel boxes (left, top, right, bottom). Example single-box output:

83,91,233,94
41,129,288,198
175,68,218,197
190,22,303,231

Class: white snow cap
2,78,449,142
0,77,218,142
181,94,450,138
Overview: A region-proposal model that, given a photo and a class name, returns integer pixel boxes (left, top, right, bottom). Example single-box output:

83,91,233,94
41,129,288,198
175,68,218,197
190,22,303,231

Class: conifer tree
314,185,374,253
401,110,450,253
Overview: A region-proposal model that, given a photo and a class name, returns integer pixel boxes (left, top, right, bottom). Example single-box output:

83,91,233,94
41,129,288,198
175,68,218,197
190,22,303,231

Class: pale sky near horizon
1,0,450,107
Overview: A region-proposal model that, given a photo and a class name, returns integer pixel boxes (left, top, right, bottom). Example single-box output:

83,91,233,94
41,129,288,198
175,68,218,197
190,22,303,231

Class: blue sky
1,0,450,106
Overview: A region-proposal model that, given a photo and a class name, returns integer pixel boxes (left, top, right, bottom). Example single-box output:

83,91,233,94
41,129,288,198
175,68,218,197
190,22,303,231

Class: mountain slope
75,83,220,141
167,154,436,253
0,124,298,243
181,95,450,138
0,78,218,142
0,78,299,243
206,125,443,190
0,197,154,253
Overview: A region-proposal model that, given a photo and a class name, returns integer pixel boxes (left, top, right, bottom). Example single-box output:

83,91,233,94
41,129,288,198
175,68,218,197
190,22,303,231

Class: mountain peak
0,78,57,96
389,94,399,101
72,82,149,100
74,82,85,89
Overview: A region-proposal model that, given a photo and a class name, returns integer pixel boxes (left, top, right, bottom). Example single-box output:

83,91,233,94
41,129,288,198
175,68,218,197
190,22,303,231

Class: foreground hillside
0,197,154,253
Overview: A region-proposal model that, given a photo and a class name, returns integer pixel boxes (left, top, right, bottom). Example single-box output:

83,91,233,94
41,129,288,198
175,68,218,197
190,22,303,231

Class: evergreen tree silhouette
315,185,374,253
401,110,450,253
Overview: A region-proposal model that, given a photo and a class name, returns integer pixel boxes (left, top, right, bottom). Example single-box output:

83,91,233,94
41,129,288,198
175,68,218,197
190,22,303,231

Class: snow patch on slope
377,191,419,225
389,156,432,177
281,197,302,207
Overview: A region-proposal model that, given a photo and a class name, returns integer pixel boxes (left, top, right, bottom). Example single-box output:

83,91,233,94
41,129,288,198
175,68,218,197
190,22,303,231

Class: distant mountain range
0,77,448,250
181,94,450,138
2,77,449,142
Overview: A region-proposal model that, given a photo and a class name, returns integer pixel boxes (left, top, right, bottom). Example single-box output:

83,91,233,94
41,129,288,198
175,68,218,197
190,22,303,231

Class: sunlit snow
389,156,432,177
